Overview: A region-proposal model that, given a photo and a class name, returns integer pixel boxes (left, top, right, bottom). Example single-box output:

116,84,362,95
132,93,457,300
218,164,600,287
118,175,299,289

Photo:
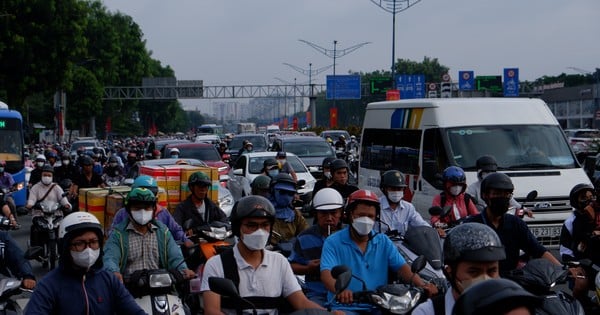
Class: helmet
569,183,595,209
380,170,407,189
80,156,93,166
322,157,336,169
271,173,296,192
245,142,253,147
313,188,344,211
125,188,157,208
329,159,348,172
24,152,30,157
481,172,514,194
346,189,380,214
41,165,54,174
338,135,346,140
59,212,103,240
442,166,466,184
169,148,180,155
61,153,71,161
108,156,118,163
35,154,46,162
46,151,57,160
188,171,211,188
476,155,498,172
152,149,161,157
251,175,272,191
230,195,275,237
452,278,541,315
132,175,159,196
350,135,356,140
276,151,287,159
443,223,506,264
263,158,278,169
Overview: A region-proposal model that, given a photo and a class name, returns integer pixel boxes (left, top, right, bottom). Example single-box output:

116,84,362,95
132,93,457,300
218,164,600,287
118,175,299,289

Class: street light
369,0,422,87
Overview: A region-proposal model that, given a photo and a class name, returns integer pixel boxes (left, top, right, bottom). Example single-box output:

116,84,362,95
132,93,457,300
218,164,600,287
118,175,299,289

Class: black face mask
578,199,595,211
488,197,510,217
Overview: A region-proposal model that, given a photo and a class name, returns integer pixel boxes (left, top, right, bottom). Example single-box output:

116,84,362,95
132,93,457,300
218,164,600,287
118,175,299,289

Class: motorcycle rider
261,158,280,178
103,188,196,282
465,173,561,275
102,156,125,185
0,161,17,221
320,189,437,305
378,170,430,234
269,173,308,246
173,171,228,237
334,135,347,152
26,212,145,314
312,157,336,200
200,195,330,315
251,175,272,198
29,154,47,187
289,188,344,306
45,151,58,168
169,147,180,159
324,159,358,200
452,278,541,315
53,153,79,184
348,135,359,152
276,151,297,181
430,166,479,237
70,156,104,201
0,231,36,290
412,222,506,315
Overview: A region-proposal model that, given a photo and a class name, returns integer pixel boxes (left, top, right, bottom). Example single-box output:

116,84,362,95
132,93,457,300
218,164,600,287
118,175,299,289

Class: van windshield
445,125,577,170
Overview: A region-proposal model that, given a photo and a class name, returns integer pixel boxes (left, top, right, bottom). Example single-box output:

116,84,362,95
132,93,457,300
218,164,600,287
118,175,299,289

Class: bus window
360,129,421,175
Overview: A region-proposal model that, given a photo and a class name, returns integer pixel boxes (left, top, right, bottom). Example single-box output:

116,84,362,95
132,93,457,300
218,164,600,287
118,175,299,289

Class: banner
329,107,338,128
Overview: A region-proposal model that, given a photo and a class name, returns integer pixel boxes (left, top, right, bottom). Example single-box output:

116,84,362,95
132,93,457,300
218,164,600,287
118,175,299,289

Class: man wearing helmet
321,189,437,306
26,212,145,314
261,158,280,178
251,175,272,198
378,170,430,234
29,154,47,187
431,166,479,237
173,171,228,236
268,173,309,246
452,278,541,315
334,135,346,152
103,156,124,179
289,188,344,306
70,156,104,204
53,153,79,184
169,147,180,159
412,222,506,315
311,157,335,199
465,173,560,274
104,188,196,282
275,151,298,181
324,159,358,200
0,161,17,221
201,195,329,315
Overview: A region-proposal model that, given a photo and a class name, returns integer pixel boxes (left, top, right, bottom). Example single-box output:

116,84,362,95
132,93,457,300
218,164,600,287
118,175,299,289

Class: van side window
422,128,447,190
360,129,421,175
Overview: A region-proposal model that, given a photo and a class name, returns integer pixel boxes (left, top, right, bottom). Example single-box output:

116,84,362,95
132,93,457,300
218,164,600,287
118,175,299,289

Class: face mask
62,160,70,166
41,176,53,185
274,190,294,207
278,159,286,164
456,274,493,294
488,197,511,216
37,162,45,167
449,185,462,196
352,216,375,236
109,162,118,167
387,191,404,203
171,155,179,159
71,247,100,269
268,169,279,177
131,209,154,225
0,167,4,173
242,228,270,251
323,171,331,179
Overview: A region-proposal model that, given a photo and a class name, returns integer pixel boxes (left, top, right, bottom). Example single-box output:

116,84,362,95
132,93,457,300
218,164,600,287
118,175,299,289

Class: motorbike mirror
123,178,134,186
331,265,352,293
297,179,306,187
183,219,195,230
526,190,538,201
24,246,44,260
208,277,240,298
331,265,351,279
428,206,443,216
411,255,427,274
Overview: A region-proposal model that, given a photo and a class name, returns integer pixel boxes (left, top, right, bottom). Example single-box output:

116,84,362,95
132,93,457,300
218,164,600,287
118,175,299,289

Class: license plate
530,226,562,238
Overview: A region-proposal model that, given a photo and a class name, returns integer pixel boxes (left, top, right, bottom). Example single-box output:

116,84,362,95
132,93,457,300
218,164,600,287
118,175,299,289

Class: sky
101,0,600,111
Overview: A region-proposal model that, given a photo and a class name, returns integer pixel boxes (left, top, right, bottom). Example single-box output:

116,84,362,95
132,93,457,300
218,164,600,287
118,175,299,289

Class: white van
359,98,591,248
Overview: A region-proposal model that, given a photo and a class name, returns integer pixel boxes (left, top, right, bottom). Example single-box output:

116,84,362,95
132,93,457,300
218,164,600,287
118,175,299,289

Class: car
70,139,101,152
320,130,351,143
270,135,336,178
124,158,234,216
227,151,316,213
194,134,221,144
226,133,269,163
145,138,191,158
162,142,230,178
564,129,600,158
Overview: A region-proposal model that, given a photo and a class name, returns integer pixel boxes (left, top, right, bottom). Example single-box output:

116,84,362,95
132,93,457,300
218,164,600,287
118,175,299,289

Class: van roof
365,98,556,128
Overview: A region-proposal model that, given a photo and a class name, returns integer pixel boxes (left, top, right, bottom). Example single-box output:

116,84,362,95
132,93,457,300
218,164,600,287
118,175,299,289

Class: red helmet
346,189,380,214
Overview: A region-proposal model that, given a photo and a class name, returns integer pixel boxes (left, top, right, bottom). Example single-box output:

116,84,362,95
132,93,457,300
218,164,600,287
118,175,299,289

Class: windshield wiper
506,163,555,169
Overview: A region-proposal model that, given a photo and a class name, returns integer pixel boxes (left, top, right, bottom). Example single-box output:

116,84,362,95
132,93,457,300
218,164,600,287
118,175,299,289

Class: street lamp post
283,62,334,127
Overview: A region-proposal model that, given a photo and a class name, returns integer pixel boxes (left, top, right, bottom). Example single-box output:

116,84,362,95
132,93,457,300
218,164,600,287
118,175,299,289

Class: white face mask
71,247,100,269
242,228,270,251
131,209,154,225
352,216,375,236
62,160,70,166
41,176,53,185
278,159,286,164
37,162,45,167
449,185,463,196
387,191,404,203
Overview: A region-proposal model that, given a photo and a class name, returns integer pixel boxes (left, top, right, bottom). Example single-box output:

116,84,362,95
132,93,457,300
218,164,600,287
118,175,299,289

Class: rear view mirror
411,255,427,274
208,277,240,298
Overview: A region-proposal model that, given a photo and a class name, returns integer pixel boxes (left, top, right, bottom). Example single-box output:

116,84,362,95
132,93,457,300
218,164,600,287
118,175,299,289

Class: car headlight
149,272,173,288
303,180,315,192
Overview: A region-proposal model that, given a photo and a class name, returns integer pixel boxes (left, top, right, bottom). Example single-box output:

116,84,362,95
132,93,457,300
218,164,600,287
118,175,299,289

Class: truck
358,97,592,248
236,122,256,134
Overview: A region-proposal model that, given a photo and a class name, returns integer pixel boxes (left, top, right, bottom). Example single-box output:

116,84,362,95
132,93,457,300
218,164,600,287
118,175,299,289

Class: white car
227,152,316,212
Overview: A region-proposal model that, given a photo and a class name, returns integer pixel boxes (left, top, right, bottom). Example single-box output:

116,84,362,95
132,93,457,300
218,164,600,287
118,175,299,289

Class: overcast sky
101,0,600,110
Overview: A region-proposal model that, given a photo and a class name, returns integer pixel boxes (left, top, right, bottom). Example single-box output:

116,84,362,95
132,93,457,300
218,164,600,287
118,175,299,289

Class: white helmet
169,148,180,155
35,154,46,162
313,188,344,211
59,212,103,240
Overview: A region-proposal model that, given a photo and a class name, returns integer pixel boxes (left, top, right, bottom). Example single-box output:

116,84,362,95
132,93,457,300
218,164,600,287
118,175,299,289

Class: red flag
329,108,338,128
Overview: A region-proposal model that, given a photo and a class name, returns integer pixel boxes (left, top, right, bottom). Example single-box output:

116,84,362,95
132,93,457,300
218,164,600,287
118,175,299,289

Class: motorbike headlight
218,166,229,173
16,182,24,191
205,227,232,240
149,272,173,288
371,290,421,315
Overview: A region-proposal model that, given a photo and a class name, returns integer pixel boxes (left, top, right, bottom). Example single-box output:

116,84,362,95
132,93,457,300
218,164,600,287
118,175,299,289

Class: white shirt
378,196,430,235
27,182,70,217
411,287,455,315
200,243,302,315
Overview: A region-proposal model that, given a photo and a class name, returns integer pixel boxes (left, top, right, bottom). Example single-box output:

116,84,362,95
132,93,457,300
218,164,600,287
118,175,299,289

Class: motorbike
102,173,125,187
0,275,29,315
182,220,234,273
505,258,584,315
124,269,190,315
325,255,429,314
569,259,600,314
27,199,66,269
0,184,24,221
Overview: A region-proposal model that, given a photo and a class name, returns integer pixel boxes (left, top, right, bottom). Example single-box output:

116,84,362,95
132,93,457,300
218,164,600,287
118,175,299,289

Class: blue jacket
103,218,188,274
0,231,35,281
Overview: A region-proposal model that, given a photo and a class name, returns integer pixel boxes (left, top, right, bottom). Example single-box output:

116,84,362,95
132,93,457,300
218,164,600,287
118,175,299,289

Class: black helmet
480,172,514,194
442,166,466,184
108,156,118,163
41,165,54,174
476,155,498,172
329,159,348,172
444,223,506,264
380,170,407,189
452,278,541,315
251,175,272,191
80,156,94,166
230,195,275,237
569,183,595,209
271,173,297,192
263,158,278,169
322,157,336,169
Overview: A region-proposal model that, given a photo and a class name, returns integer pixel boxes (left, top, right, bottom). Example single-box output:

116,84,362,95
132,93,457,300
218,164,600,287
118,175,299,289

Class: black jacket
173,196,228,229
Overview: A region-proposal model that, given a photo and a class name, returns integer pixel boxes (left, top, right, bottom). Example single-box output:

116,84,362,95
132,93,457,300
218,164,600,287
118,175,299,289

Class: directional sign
395,74,426,99
476,76,503,92
503,68,519,97
414,75,425,98
326,75,361,99
458,71,475,91
370,77,393,94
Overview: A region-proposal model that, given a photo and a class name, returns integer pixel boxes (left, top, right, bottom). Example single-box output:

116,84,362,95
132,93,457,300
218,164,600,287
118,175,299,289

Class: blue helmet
442,166,466,184
132,175,158,196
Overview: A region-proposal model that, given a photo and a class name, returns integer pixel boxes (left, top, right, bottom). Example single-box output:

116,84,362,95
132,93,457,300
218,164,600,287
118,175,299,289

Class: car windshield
248,156,308,174
70,141,96,151
283,141,335,158
230,136,267,151
176,146,221,162
571,130,600,138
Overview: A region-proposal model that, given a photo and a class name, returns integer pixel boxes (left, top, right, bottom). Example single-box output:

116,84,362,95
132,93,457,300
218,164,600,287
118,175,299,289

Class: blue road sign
395,74,426,99
326,75,361,99
459,71,475,91
414,75,425,98
503,68,519,97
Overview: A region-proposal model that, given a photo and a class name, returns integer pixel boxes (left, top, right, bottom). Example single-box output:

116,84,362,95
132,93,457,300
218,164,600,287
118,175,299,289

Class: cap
276,151,287,159
274,182,296,193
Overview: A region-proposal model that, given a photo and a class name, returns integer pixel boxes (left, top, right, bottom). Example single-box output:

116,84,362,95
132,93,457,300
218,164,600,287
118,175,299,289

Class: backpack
439,191,474,213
